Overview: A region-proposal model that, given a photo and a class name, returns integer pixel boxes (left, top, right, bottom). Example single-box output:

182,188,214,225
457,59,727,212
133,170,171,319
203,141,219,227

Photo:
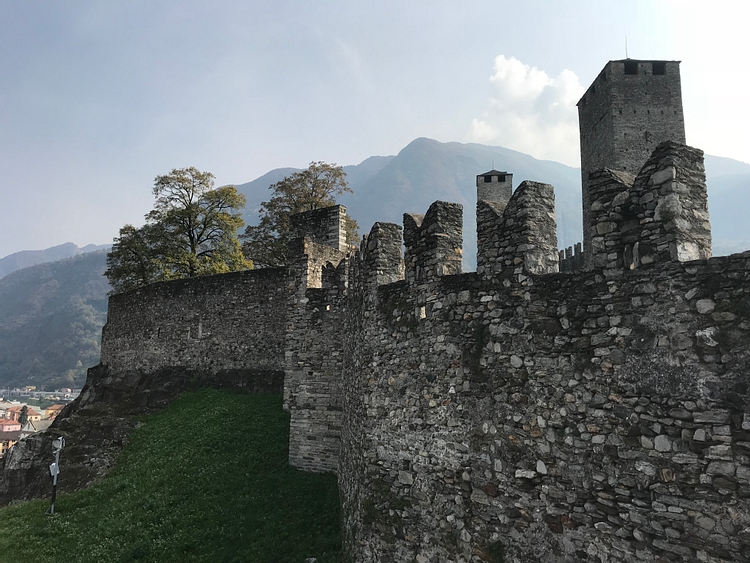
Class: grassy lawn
0,389,341,563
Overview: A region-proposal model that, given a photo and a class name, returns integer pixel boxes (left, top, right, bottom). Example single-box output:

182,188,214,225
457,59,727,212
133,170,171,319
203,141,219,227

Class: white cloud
468,55,584,167
469,118,496,143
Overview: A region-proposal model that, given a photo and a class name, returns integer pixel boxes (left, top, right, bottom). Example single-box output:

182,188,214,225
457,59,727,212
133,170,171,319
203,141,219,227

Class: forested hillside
0,251,109,389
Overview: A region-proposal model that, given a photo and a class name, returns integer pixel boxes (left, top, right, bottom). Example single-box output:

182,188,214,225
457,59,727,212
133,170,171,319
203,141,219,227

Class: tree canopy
241,161,359,267
105,167,250,293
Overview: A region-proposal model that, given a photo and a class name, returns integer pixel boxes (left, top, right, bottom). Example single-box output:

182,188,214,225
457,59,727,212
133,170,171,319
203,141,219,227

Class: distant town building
0,418,21,432
19,419,50,439
5,406,41,423
45,404,66,420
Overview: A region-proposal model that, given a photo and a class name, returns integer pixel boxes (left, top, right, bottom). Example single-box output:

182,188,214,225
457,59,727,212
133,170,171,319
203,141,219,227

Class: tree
241,161,359,267
104,223,164,292
18,405,28,426
105,167,251,293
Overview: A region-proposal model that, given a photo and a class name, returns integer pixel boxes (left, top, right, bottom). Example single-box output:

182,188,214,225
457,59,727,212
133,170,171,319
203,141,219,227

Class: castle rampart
3,57,749,563
340,207,750,561
100,267,289,376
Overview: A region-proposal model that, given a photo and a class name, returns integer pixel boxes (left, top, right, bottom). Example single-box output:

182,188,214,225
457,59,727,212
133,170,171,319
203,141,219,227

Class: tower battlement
578,59,686,265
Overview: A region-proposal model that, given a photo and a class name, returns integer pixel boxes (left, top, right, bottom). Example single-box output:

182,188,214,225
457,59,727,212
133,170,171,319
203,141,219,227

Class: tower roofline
576,59,682,107
609,58,682,63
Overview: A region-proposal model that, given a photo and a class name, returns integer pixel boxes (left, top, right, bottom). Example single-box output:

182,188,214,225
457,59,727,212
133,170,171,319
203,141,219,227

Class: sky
1,0,748,257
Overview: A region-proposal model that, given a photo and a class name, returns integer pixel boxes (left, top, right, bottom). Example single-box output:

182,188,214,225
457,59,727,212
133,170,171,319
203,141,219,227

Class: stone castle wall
336,142,749,563
85,140,750,562
99,210,353,475
84,140,750,562
101,267,290,375
340,231,750,563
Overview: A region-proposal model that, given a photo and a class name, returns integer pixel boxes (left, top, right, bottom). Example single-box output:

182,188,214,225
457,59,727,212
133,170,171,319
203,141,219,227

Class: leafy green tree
105,167,250,293
18,405,28,426
241,161,359,267
104,224,165,292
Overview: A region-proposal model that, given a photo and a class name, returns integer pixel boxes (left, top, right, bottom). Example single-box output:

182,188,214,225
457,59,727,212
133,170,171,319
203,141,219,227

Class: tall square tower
577,60,685,259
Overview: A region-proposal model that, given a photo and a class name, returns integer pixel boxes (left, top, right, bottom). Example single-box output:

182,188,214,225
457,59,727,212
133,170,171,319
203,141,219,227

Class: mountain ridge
0,242,110,279
1,138,748,388
234,138,750,262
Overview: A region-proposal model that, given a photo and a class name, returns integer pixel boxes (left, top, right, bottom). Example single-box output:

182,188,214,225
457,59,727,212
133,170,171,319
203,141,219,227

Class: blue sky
1,0,747,256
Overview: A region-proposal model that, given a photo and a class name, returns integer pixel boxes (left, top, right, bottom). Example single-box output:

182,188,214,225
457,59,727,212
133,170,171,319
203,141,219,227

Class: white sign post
48,437,65,515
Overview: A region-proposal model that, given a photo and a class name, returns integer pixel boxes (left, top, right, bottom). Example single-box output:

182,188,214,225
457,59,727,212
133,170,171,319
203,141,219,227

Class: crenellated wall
339,181,750,562
87,138,750,563
98,206,354,474
83,138,750,563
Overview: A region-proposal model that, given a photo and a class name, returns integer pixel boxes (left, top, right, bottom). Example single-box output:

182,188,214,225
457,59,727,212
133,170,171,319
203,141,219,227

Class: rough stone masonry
1,59,749,563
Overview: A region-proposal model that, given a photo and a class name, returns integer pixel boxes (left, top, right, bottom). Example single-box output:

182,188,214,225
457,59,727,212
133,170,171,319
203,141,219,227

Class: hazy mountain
235,139,750,265
0,251,109,389
1,139,747,389
234,156,395,228
703,155,750,255
0,242,110,279
234,139,582,268
340,138,583,268
234,139,585,268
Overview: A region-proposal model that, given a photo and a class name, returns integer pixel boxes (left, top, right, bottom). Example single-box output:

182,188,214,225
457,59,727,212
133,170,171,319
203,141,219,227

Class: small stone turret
290,204,349,252
288,204,351,290
476,170,512,204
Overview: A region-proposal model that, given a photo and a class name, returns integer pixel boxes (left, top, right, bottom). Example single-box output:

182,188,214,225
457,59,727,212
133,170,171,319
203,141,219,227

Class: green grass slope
0,389,341,563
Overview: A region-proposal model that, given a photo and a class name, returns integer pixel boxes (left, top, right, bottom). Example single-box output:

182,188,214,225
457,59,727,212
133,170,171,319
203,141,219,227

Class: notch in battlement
354,222,404,289
403,201,462,284
322,258,348,290
477,181,558,278
290,205,349,252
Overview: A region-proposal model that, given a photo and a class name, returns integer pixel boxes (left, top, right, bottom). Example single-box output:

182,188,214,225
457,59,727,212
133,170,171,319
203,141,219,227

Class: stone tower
577,59,685,261
476,170,512,203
